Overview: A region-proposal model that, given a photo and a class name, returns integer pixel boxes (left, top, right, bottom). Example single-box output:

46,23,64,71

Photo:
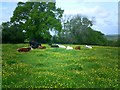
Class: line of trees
1,1,120,47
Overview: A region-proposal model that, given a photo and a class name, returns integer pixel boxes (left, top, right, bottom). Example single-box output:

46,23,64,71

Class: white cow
57,44,66,48
66,46,73,50
85,45,92,49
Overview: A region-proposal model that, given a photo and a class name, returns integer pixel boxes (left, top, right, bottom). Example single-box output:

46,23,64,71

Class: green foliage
10,2,64,43
107,39,120,47
115,39,120,47
2,22,25,43
2,2,64,43
79,27,108,45
105,35,120,47
59,15,108,45
2,44,119,88
105,34,119,41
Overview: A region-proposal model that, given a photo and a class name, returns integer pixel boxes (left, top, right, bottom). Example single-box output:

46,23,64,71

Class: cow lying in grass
49,44,75,50
49,44,59,48
75,46,81,50
56,44,66,48
38,46,46,49
66,46,73,50
29,39,41,49
85,45,92,49
17,47,31,52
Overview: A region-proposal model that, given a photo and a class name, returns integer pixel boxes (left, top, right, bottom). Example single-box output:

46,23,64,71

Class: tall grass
2,44,119,88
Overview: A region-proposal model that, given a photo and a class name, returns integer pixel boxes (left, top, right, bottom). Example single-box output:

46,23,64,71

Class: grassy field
2,44,119,88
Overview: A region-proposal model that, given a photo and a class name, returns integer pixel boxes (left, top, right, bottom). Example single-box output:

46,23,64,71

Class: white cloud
56,0,119,3
61,2,118,35
63,5,110,19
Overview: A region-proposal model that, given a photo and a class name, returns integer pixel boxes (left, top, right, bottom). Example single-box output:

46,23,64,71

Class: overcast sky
0,0,119,35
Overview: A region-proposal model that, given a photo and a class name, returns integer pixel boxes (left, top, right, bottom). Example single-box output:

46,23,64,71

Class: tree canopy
2,1,64,43
58,15,107,45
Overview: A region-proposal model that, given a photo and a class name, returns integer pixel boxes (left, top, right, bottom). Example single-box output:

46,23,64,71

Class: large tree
59,15,92,44
10,1,64,43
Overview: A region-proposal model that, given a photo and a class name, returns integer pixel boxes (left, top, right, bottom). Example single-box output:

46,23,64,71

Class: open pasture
2,44,119,88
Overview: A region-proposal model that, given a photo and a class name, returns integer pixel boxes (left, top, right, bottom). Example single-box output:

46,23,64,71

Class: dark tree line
2,22,25,43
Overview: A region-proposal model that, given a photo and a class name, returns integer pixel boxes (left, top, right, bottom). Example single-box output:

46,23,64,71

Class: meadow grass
2,44,119,88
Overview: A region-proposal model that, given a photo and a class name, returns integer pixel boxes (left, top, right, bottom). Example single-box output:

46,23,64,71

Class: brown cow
17,47,31,52
75,46,81,50
38,46,46,49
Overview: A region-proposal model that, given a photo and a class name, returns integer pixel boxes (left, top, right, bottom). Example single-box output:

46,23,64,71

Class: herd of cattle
17,43,92,52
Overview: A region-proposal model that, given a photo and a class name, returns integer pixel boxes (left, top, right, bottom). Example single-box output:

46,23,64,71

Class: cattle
66,46,73,50
57,44,66,48
29,39,41,49
38,46,46,49
49,44,59,48
85,45,92,49
17,47,31,52
75,46,81,50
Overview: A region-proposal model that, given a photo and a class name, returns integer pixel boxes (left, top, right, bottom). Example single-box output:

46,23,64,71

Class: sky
0,0,119,35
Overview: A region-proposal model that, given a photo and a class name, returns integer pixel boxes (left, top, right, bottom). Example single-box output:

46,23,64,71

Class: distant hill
105,34,119,41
